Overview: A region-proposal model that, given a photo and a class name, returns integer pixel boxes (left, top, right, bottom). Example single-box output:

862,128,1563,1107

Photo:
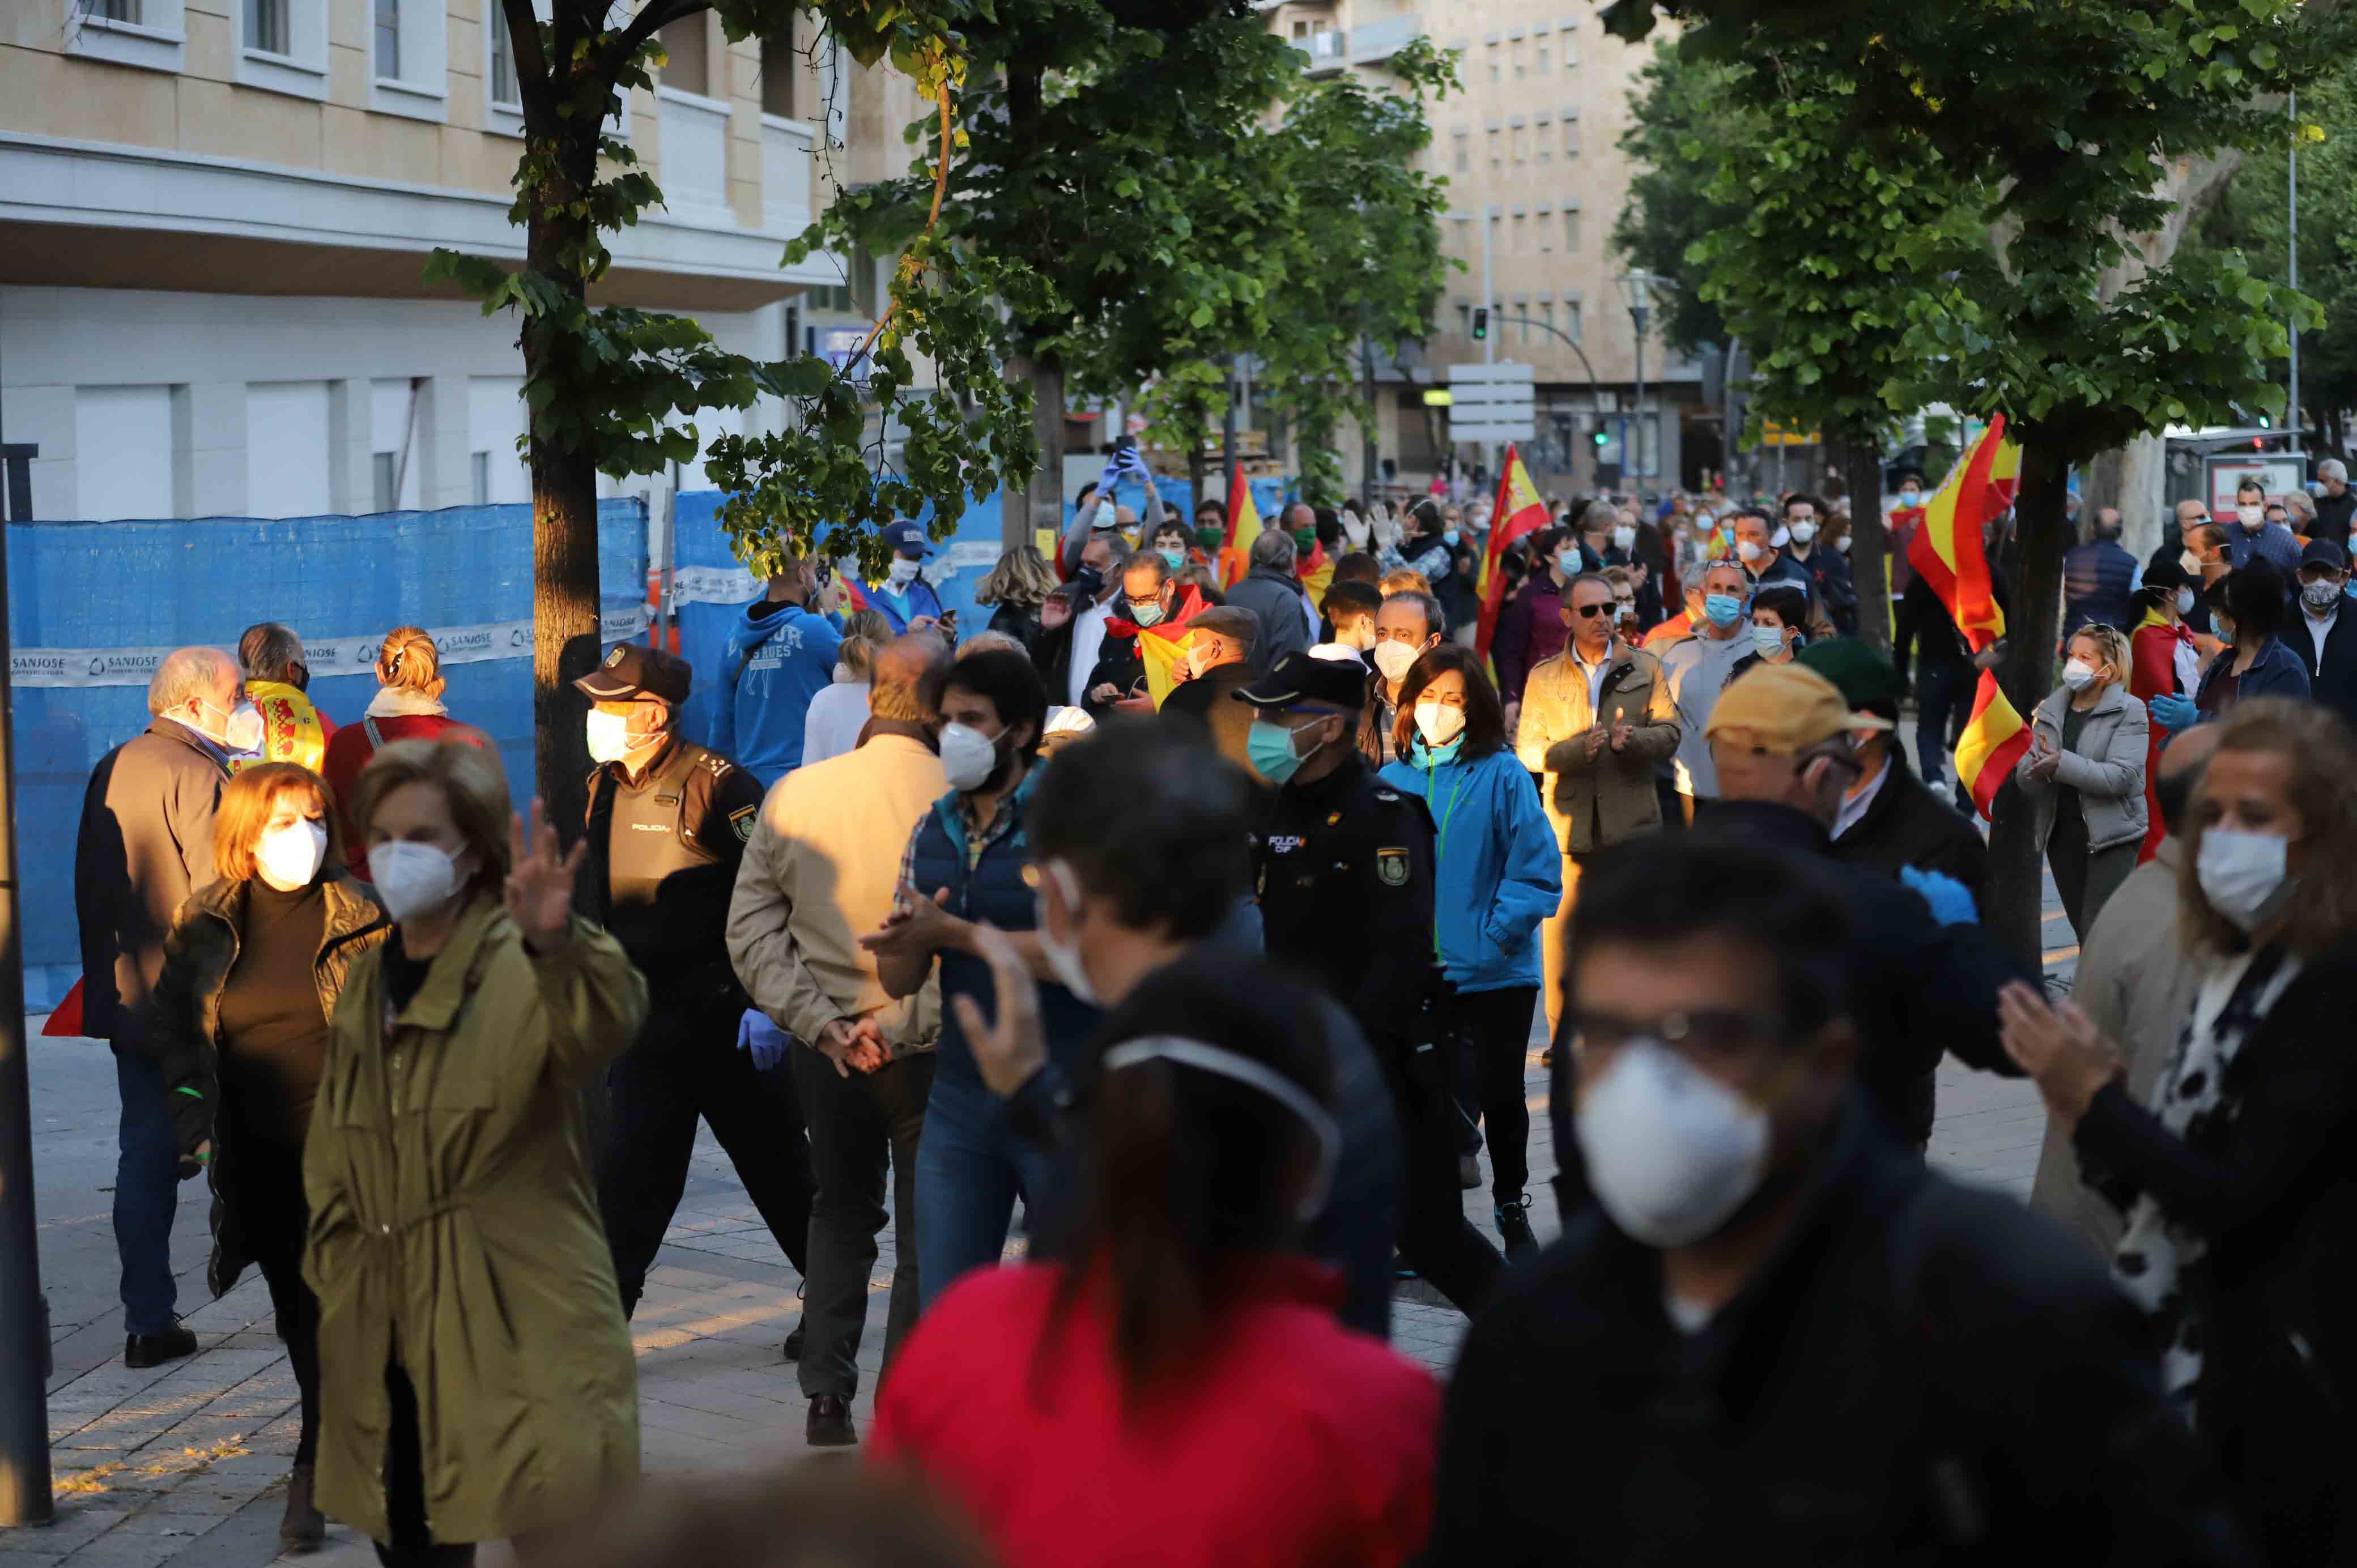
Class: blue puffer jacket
1379,744,1560,994
905,768,1099,1084
715,599,842,787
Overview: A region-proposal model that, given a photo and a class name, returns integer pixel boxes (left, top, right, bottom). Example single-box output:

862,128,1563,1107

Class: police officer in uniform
574,646,816,1345
1234,651,1505,1315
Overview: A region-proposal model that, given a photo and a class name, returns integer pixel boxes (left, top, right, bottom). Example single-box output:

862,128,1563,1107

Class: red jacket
872,1257,1439,1567
2129,618,2191,863
319,709,495,849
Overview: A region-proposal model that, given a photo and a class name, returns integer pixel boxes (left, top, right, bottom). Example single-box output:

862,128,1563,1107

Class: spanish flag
1218,462,1263,590
1907,416,2031,819
1475,443,1549,658
1299,541,1334,611
1125,584,1214,708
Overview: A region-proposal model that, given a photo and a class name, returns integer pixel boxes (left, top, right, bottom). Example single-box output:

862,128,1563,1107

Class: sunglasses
1571,602,1615,619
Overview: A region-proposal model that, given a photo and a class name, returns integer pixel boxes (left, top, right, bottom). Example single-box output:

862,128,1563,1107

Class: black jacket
1082,626,1147,716
2278,606,2357,735
2062,537,2139,639
580,737,765,1005
1827,749,1991,914
2075,941,2357,1562
985,602,1044,658
1427,1099,2247,1566
1894,572,2010,683
1551,800,2028,1175
2316,487,2355,548
1792,545,1857,634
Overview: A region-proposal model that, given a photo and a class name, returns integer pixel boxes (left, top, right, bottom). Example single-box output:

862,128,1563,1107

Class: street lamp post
1618,271,1660,488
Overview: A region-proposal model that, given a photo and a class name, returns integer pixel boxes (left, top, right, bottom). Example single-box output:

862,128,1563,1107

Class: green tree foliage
1602,0,2335,961
1610,40,1741,357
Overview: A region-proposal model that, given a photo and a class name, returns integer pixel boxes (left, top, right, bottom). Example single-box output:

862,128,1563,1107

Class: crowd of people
58,463,2357,1566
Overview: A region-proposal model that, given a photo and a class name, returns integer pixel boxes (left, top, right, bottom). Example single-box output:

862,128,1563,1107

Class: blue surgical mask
1248,716,1321,785
1129,598,1166,628
1442,529,1460,548
1555,549,1579,576
1704,594,1743,629
1159,547,1185,570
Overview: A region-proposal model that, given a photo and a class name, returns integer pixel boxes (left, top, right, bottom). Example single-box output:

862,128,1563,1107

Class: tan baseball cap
1705,662,1894,753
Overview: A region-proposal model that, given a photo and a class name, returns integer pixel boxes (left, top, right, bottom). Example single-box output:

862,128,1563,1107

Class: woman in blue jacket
1379,645,1560,1258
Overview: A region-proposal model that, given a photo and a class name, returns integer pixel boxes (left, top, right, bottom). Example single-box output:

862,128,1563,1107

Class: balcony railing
761,116,815,237
656,84,731,223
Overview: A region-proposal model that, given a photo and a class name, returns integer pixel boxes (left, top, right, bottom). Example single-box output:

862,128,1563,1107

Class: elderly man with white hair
2315,457,2354,548
73,645,254,1369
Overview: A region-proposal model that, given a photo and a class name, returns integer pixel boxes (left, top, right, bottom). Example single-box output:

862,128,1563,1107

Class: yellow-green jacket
301,895,648,1545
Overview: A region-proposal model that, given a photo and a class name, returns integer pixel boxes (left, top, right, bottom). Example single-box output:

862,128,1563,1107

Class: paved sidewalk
6,915,2064,1566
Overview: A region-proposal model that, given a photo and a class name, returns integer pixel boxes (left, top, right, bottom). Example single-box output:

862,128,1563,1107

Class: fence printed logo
12,608,654,689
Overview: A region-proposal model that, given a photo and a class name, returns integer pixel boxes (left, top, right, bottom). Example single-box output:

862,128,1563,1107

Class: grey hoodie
1656,622,1755,798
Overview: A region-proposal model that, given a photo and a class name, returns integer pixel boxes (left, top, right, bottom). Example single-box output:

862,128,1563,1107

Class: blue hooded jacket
867,574,946,634
1379,743,1560,994
715,598,842,787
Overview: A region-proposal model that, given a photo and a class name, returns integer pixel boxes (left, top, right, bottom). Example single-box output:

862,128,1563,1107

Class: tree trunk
1835,431,1890,652
1983,441,2072,967
525,135,602,842
1009,348,1065,549
2079,432,2168,560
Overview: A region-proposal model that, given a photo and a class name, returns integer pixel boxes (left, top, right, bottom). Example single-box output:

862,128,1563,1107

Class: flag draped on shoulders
1475,444,1549,659
1906,415,2031,820
1117,583,1212,709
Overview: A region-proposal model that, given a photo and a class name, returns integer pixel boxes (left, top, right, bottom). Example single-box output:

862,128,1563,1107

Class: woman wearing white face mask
2014,627,2148,941
1377,647,1559,1258
145,762,388,1553
305,740,646,1567
1999,699,2357,1565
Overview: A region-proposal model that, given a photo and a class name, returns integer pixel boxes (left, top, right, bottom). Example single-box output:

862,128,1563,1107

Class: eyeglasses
1571,602,1615,619
1567,1007,1788,1064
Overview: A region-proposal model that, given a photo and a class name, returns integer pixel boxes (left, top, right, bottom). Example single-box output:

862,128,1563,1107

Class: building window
488,5,518,105
1457,303,1472,339
1509,38,1523,77
760,35,795,117
372,453,399,513
1567,301,1583,342
246,0,287,53
1487,128,1501,173
1452,130,1469,173
1511,213,1526,253
1486,42,1500,82
1291,18,1309,38
373,0,399,76
90,0,141,19
470,453,491,506
1565,117,1581,156
1509,125,1525,163
1539,301,1555,338
660,15,708,95
1565,209,1581,250
1538,41,1549,73
1514,301,1530,344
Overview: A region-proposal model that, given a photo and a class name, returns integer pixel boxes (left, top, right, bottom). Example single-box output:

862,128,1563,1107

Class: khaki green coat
301,896,648,1545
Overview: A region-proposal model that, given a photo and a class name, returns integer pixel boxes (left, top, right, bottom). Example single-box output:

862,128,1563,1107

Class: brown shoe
806,1394,857,1447
280,1463,325,1553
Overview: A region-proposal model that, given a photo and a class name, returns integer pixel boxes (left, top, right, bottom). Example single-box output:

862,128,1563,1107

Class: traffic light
1592,427,1609,448
1471,307,1488,342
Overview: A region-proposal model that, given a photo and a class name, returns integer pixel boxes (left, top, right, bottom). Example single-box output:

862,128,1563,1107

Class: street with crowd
35,463,2357,1567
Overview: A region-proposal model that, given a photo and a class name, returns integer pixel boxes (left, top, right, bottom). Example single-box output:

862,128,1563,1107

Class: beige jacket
2030,840,2197,1256
1515,641,1681,855
727,731,945,1051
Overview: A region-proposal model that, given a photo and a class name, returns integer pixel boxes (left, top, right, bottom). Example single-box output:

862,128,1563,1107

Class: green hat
1794,637,1904,721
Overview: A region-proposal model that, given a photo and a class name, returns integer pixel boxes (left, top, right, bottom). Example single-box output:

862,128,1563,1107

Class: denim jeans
913,1068,1061,1314
113,1046,180,1335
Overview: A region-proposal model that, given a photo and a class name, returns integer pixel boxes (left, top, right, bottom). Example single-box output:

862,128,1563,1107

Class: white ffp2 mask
1574,1037,1771,1247
255,820,327,892
369,841,462,923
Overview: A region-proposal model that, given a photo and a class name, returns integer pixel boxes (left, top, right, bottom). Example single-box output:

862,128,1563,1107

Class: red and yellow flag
1133,584,1214,708
1218,463,1263,590
1906,415,2031,819
1475,444,1550,658
1299,540,1334,610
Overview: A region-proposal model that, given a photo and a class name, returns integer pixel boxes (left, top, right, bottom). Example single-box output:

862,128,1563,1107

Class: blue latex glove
2148,693,2200,731
737,1008,790,1072
1899,865,1980,928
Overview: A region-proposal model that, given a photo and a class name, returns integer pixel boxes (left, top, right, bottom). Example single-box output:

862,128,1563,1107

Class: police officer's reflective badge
1376,846,1411,887
729,805,756,843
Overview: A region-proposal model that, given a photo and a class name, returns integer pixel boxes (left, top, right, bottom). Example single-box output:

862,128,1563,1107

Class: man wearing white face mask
1157,607,1262,781
1780,493,1855,636
870,518,952,636
1360,589,1443,766
2222,475,2303,578
1434,835,2238,1564
572,645,814,1338
2282,538,2357,733
74,644,248,1367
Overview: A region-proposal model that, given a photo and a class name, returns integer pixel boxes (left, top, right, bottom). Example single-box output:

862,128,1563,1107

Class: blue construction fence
665,474,1295,754
8,500,649,1008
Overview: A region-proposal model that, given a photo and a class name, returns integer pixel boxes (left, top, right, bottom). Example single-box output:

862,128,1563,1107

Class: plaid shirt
2227,519,2304,578
896,777,1031,899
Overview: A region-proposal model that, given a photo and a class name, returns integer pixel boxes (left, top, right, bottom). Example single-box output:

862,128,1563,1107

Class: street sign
1446,362,1535,443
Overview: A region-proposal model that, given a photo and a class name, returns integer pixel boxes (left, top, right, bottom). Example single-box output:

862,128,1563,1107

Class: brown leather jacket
1514,642,1682,854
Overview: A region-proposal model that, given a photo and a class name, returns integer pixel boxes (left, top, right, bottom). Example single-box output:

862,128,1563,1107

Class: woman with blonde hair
319,627,496,845
2001,698,2357,1563
306,741,646,1566
146,761,388,1553
973,546,1060,658
2014,623,2148,940
802,607,895,768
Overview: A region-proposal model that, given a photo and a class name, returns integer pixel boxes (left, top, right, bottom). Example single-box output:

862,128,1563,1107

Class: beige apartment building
0,0,911,522
1263,0,1700,497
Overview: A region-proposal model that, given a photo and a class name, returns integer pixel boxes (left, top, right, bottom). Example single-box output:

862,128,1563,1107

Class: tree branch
599,0,707,82
849,76,954,364
502,0,553,119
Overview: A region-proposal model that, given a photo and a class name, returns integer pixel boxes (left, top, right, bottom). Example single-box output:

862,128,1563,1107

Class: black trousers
1914,658,1975,800
375,1361,474,1567
226,1123,320,1470
1452,985,1542,1207
1384,1043,1504,1316
791,1043,935,1401
597,996,814,1314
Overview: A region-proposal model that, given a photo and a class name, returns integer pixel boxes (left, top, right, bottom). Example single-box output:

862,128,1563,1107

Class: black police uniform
1256,748,1505,1316
582,733,815,1314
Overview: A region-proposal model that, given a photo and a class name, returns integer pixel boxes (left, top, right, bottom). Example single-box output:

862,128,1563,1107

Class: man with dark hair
860,647,1092,1313
237,620,338,770
1734,506,1813,596
947,717,1404,1336
1158,606,1261,780
1780,493,1855,635
1799,638,1991,908
1433,835,2244,1565
2063,506,2139,639
1238,652,1504,1316
1333,550,1382,589
2224,475,2303,576
2282,538,2357,733
1316,578,1385,661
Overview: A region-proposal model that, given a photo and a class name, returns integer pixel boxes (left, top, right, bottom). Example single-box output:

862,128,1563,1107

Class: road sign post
1446,363,1537,446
